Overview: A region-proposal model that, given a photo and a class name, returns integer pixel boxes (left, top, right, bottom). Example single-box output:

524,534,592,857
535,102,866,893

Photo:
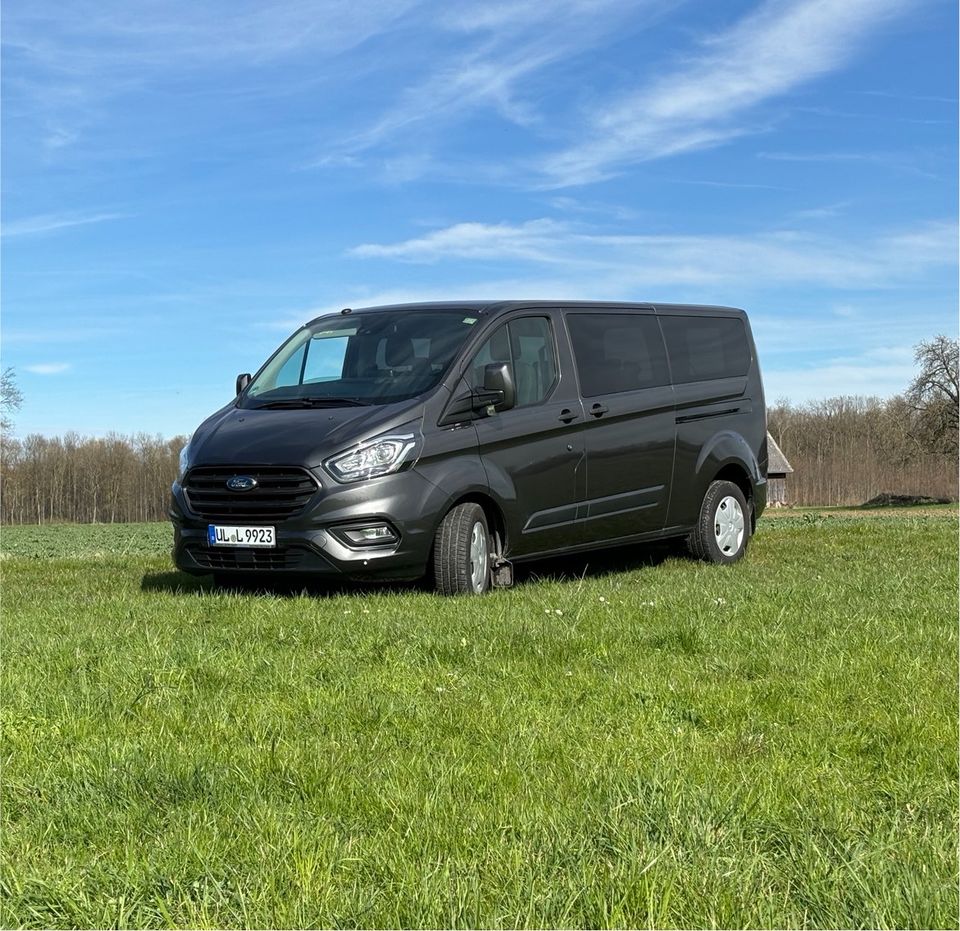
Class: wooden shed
766,433,794,506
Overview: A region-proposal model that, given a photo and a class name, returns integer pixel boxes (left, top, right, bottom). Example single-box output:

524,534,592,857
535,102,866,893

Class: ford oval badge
226,475,258,492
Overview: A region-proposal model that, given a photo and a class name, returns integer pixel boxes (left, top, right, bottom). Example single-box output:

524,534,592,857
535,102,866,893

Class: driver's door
466,313,586,558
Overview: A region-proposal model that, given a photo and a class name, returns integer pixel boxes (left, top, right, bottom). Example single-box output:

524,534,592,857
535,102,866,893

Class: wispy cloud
763,345,917,401
760,152,878,162
332,48,551,155
545,196,642,221
539,0,917,185
854,89,958,103
789,103,952,125
757,149,942,178
2,211,127,238
351,219,568,262
7,0,665,171
24,362,71,375
3,0,421,153
4,1,419,70
786,200,852,220
350,216,957,288
661,178,789,191
313,0,669,165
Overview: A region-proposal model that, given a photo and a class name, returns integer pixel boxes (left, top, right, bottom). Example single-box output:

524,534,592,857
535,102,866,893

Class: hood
189,397,426,469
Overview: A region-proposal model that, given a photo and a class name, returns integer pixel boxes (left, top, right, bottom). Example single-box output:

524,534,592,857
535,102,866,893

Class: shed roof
767,433,794,474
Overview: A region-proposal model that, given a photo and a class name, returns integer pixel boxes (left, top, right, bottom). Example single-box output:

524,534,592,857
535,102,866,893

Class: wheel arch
694,431,762,532
437,491,508,557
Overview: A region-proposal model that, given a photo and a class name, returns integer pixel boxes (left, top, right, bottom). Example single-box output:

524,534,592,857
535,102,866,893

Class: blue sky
2,0,957,438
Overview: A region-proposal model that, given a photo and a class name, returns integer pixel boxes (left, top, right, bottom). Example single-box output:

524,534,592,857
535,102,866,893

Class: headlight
324,433,417,484
177,442,192,482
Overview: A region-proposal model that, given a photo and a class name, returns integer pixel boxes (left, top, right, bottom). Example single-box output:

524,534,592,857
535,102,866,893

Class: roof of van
306,300,746,325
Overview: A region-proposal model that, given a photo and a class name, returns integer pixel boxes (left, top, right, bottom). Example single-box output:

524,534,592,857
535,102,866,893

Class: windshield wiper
255,396,371,409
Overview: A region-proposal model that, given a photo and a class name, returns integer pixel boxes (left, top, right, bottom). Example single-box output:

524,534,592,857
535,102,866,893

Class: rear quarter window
659,315,750,383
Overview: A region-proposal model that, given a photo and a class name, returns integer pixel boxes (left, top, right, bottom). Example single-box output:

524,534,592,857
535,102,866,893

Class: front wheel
432,503,492,595
687,480,750,564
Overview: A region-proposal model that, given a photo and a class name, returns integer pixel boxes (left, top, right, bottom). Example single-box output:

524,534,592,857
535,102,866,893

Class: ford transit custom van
171,301,768,594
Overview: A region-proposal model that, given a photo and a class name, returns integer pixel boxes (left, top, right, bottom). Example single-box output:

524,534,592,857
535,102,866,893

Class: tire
686,480,750,564
432,503,492,595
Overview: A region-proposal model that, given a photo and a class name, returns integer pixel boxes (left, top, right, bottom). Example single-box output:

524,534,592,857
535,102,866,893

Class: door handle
589,403,609,417
558,408,578,424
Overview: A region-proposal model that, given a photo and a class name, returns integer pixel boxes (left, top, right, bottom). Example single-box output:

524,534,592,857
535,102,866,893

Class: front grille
187,544,308,570
184,466,319,521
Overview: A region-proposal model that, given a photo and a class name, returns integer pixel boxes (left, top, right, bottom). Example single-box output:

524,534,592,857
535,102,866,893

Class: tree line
767,395,956,507
0,337,956,522
1,433,187,525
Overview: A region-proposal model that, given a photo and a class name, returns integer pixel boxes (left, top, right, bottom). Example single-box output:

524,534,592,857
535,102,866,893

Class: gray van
171,301,768,594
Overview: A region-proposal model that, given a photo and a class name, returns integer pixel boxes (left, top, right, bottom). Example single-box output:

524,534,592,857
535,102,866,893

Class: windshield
242,310,481,408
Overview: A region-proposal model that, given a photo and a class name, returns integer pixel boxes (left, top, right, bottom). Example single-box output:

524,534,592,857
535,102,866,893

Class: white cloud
855,89,958,104
757,149,940,178
349,217,957,288
540,0,916,185
2,211,127,238
4,0,421,153
545,196,636,217
4,1,419,70
350,219,569,262
787,200,852,221
440,0,623,34
315,0,666,164
336,49,550,154
24,362,71,375
763,346,917,401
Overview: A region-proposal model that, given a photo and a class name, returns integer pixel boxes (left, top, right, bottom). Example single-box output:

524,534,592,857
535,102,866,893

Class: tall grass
2,513,957,928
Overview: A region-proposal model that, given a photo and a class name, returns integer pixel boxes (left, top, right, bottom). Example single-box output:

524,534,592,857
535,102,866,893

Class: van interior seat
384,336,425,374
514,360,541,406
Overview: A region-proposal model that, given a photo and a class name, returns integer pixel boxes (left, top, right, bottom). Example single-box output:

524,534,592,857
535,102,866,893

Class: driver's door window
467,317,557,408
467,326,511,389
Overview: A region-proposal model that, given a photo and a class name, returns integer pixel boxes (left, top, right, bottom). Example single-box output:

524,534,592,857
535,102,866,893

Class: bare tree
766,393,957,506
1,368,23,434
908,335,959,456
0,433,188,524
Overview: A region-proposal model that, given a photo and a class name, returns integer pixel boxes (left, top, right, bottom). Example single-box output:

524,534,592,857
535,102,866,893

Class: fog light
341,524,398,546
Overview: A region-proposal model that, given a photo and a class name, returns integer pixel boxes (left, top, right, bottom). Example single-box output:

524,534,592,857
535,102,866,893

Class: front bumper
170,465,448,581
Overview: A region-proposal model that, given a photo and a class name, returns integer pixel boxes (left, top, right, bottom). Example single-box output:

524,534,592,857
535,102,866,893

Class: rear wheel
432,503,492,595
687,480,750,564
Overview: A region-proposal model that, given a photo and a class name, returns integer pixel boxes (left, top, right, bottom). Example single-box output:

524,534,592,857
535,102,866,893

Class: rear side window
566,313,669,397
660,315,750,383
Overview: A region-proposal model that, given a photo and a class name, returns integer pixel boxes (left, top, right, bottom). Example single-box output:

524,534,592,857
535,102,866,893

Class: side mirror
483,362,516,412
437,365,517,426
236,373,251,395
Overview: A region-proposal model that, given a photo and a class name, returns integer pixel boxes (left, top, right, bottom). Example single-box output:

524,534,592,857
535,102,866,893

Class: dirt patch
860,493,953,508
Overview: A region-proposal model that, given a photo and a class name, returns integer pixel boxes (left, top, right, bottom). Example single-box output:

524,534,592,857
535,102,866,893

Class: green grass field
2,512,957,929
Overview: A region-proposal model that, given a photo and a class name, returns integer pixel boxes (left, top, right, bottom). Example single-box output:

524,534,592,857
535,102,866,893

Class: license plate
208,525,276,548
